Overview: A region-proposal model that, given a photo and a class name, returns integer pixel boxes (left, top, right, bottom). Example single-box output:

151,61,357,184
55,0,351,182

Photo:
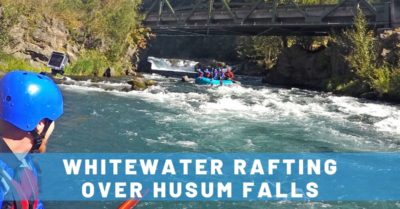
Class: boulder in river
145,79,157,86
181,75,190,82
103,67,116,78
128,77,156,91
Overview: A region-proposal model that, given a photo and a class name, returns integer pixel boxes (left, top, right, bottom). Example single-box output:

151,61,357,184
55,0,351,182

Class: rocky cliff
264,43,351,90
378,29,400,67
0,0,149,77
263,29,400,102
2,16,80,69
0,14,155,90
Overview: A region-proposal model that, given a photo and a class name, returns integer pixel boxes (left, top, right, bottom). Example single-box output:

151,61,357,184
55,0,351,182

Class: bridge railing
141,0,394,36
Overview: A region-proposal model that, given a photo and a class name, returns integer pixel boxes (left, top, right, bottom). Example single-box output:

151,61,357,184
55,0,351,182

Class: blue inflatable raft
195,77,234,86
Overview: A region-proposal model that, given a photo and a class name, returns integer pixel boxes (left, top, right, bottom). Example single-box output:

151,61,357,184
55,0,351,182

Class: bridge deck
142,0,396,36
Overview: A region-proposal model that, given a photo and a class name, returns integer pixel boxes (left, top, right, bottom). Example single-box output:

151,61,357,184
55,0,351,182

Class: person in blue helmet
0,70,64,209
213,68,219,80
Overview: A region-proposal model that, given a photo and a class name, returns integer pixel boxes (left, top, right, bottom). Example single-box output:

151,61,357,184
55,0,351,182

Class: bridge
142,0,400,36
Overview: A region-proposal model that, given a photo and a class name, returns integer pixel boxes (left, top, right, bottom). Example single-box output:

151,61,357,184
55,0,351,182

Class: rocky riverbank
54,74,157,91
0,70,156,92
263,29,400,103
0,8,156,91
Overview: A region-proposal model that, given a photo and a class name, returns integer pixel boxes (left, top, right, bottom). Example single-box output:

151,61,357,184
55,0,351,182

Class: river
45,58,400,209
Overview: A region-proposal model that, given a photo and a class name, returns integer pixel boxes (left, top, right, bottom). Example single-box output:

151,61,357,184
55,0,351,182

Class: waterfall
148,57,199,73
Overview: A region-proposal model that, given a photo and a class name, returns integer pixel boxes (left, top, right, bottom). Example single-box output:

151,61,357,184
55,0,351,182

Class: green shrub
342,8,397,97
344,9,376,83
388,68,400,97
372,66,391,96
237,36,284,69
0,51,45,73
65,50,110,76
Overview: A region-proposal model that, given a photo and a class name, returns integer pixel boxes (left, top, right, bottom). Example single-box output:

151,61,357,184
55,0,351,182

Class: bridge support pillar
392,0,400,28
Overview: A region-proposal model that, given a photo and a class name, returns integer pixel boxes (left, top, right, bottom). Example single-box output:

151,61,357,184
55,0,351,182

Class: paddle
117,189,149,209
118,199,141,209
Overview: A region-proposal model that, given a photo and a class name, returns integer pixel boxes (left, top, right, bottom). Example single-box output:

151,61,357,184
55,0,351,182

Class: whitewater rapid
58,73,400,153
147,56,199,73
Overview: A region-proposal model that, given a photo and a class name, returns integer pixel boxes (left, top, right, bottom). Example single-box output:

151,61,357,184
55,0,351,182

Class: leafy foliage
389,69,400,97
0,0,150,76
64,50,109,76
341,9,400,98
237,36,284,69
343,9,376,83
238,4,400,100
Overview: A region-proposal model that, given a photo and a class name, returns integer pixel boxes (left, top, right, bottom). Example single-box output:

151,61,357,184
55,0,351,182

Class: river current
46,71,400,208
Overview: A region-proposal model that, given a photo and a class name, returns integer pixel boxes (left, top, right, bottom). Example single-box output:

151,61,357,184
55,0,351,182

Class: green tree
237,36,284,69
344,8,376,84
342,8,399,97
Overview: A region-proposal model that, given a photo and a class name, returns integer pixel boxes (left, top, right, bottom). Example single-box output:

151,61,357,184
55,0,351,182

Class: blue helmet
0,71,64,131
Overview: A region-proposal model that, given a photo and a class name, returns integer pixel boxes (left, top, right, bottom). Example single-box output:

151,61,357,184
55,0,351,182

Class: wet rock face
378,29,400,67
263,44,349,89
103,67,117,78
264,29,400,91
3,16,80,67
237,61,267,76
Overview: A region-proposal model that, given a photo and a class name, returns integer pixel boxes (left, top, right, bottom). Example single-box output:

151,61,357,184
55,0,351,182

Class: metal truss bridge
141,0,400,36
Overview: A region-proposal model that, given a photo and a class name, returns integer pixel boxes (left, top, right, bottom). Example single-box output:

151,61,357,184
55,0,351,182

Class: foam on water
375,116,400,133
148,57,198,72
59,74,400,151
145,138,199,150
